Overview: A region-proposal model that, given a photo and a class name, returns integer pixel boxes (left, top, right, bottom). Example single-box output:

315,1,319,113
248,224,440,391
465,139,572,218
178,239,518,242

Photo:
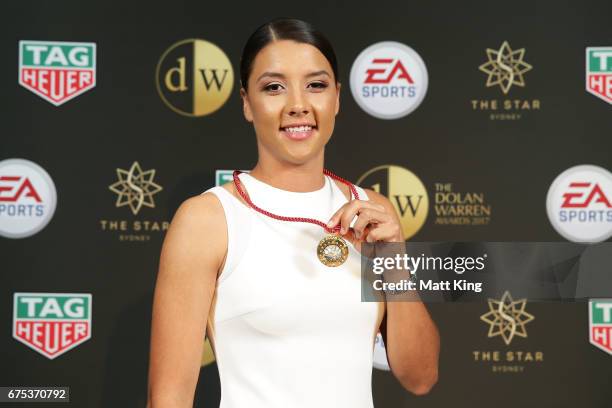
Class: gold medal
317,234,349,267
232,169,360,268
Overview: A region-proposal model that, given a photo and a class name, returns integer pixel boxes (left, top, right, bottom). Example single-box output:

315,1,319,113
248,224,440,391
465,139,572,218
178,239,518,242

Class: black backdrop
2,1,612,407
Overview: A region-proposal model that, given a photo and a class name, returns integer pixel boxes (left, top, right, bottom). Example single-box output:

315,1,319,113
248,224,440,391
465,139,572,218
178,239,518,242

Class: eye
263,83,284,92
308,81,328,90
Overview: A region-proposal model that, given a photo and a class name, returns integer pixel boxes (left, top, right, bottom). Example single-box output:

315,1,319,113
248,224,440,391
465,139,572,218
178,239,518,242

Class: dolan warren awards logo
13,293,92,359
357,165,429,239
19,40,96,106
156,38,233,117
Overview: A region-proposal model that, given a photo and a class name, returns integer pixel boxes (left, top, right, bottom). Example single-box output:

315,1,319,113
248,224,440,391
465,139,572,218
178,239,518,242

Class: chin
283,154,317,165
279,151,319,166
282,143,324,164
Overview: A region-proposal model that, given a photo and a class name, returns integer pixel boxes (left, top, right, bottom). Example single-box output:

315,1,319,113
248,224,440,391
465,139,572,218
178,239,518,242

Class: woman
147,18,439,407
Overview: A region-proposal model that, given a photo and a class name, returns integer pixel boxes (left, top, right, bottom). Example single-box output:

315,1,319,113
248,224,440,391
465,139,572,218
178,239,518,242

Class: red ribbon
232,169,360,234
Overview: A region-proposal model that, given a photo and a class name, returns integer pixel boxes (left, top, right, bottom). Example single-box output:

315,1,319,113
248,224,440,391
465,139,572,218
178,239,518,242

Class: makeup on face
244,40,340,160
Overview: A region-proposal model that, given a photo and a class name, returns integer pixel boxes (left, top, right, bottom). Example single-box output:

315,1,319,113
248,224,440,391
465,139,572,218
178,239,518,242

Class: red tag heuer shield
586,47,612,105
589,299,612,356
13,293,92,359
19,40,96,106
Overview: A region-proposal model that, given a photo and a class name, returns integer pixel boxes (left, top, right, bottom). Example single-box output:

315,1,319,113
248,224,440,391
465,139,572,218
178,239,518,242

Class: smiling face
241,40,340,166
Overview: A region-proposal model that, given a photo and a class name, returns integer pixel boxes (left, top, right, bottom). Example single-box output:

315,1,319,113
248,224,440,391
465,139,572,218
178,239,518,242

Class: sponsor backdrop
2,1,612,407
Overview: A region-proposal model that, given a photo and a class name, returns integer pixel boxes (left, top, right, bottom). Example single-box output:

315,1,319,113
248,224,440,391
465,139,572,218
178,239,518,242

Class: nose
286,89,310,117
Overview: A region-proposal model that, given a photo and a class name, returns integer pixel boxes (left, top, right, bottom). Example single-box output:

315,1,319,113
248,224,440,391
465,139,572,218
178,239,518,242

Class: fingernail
327,220,334,227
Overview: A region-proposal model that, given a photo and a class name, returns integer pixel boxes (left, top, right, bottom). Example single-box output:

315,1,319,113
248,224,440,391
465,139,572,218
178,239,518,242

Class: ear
334,82,341,116
240,87,254,122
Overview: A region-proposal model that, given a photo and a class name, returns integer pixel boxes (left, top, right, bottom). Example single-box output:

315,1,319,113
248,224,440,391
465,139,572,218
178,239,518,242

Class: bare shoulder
172,191,225,231
161,191,228,274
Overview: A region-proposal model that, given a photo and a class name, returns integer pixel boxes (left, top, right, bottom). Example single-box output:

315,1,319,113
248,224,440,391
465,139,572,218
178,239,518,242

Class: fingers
352,208,391,239
326,199,402,243
365,223,402,243
326,200,373,230
327,200,385,234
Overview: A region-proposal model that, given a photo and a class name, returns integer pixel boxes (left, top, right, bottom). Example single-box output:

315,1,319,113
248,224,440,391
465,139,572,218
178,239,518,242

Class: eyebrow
255,70,331,83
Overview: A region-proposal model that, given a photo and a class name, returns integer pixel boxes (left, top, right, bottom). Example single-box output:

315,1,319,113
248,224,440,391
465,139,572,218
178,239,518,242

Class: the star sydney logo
479,41,533,94
480,291,534,345
109,162,163,215
18,40,96,106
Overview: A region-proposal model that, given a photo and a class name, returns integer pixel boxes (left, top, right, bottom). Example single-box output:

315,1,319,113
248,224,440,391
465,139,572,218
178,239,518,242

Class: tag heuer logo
589,299,612,355
215,169,234,186
215,169,249,186
586,47,612,105
13,293,92,359
18,40,96,106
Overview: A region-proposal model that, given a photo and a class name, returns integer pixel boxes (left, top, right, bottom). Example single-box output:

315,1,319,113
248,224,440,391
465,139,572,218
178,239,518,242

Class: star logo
479,41,533,94
109,161,163,215
480,291,534,345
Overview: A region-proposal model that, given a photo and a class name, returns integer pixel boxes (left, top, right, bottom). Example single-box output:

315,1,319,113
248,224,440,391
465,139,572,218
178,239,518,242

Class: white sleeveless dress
202,173,385,408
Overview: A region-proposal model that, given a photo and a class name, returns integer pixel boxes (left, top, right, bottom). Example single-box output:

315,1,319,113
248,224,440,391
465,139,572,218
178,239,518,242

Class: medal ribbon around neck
232,169,360,267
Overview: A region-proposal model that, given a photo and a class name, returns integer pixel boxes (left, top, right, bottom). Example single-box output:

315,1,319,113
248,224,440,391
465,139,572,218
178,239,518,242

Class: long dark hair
240,18,339,90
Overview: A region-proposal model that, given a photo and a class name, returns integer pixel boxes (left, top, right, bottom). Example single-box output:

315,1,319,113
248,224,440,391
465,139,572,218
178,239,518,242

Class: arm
369,190,439,395
379,290,439,395
327,188,439,395
147,193,227,407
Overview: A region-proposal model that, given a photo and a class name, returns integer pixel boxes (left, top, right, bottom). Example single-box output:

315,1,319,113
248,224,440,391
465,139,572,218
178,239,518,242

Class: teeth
284,126,312,132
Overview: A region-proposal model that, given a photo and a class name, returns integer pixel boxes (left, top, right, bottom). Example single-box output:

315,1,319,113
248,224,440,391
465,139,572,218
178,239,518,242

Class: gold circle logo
156,39,233,117
357,165,428,239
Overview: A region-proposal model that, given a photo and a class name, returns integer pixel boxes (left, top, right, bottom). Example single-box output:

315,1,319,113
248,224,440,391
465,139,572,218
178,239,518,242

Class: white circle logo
0,159,57,238
350,41,428,120
546,164,612,242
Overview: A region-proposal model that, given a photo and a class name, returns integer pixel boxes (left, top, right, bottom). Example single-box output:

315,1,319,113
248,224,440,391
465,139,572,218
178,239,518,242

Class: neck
249,152,326,193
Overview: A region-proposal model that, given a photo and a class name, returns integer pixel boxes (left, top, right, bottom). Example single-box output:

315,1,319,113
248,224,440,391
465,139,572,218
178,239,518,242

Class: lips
280,124,317,141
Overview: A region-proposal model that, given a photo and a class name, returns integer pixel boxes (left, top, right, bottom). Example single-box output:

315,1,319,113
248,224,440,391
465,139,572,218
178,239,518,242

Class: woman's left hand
326,197,403,252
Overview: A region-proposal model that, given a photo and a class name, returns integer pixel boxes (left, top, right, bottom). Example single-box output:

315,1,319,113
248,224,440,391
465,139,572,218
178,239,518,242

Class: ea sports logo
350,41,428,119
0,158,57,238
546,165,612,242
156,39,233,117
